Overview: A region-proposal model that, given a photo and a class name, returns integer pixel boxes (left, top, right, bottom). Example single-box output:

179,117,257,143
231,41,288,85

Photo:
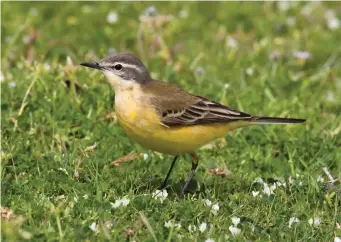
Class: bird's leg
160,155,179,189
181,153,199,198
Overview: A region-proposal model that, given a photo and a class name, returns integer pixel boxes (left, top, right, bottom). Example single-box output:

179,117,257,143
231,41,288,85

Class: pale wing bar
161,98,251,127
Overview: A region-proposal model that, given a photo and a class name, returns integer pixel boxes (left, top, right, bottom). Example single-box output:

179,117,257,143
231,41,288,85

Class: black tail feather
250,116,306,124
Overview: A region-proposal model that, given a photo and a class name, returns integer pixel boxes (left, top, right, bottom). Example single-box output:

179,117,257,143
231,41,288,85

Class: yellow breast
114,86,249,155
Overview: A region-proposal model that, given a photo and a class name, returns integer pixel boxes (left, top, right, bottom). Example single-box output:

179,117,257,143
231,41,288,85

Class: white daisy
229,225,241,236
252,191,260,198
317,175,324,183
152,189,168,203
204,199,212,207
199,222,207,233
89,222,98,233
308,217,321,226
232,217,240,226
107,11,118,24
111,197,130,208
289,217,300,228
8,81,17,88
211,203,219,215
164,220,173,228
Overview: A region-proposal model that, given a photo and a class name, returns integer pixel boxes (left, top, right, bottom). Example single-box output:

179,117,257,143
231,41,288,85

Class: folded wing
144,80,251,127
159,96,252,126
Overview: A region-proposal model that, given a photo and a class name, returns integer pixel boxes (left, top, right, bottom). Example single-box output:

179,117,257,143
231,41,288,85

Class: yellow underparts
114,84,251,155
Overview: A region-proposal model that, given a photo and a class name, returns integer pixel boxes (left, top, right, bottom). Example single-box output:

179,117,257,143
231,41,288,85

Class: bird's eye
113,64,122,70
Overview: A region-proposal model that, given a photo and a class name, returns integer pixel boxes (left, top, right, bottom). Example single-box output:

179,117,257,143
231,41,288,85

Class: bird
80,52,305,197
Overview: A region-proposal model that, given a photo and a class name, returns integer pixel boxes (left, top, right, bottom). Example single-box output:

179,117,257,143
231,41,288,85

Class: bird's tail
250,116,306,125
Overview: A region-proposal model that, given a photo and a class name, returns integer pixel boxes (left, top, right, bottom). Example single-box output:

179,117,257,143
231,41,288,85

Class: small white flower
226,36,238,49
276,181,286,187
199,222,207,233
174,223,181,229
179,9,188,19
263,183,275,196
89,222,98,233
188,224,196,232
298,181,303,186
288,217,300,228
44,63,51,71
317,175,324,183
111,197,130,208
229,225,241,236
308,217,321,226
164,220,173,228
143,153,148,160
8,81,17,88
232,217,240,226
246,67,254,76
204,199,212,207
335,237,341,242
83,194,89,199
205,239,214,242
252,191,260,198
293,51,311,60
224,83,230,89
277,1,291,12
120,198,130,206
301,4,312,16
211,203,219,215
142,6,157,17
289,176,295,184
107,11,118,24
152,189,168,203
327,17,340,30
253,177,264,184
111,200,121,208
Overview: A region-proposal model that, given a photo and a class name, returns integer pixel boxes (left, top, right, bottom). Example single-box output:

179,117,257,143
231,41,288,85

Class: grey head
80,52,151,83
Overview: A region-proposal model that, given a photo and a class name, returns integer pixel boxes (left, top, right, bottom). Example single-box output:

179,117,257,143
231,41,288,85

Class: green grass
1,2,341,241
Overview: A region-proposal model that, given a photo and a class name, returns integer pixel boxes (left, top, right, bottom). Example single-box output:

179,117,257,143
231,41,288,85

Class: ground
1,2,341,241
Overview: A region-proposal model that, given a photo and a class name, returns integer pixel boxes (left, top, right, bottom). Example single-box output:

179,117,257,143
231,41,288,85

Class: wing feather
160,98,251,126
143,80,252,127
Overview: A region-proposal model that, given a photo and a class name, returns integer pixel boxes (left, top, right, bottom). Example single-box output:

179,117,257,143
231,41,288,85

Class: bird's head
80,52,150,90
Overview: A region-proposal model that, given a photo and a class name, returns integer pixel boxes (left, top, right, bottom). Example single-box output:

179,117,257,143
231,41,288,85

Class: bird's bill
80,62,103,70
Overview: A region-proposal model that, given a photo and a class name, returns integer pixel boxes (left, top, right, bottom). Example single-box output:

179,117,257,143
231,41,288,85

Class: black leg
160,156,178,189
180,153,199,198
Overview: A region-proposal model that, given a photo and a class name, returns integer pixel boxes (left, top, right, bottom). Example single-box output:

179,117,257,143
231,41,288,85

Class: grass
1,1,341,241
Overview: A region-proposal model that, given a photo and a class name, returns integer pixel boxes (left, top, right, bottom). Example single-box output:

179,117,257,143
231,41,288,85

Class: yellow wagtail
81,52,305,196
